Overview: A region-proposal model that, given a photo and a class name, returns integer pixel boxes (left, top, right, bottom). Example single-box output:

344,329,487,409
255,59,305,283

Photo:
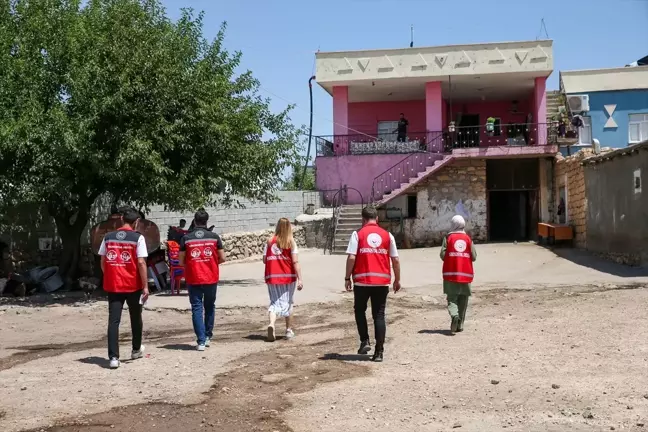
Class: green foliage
0,0,302,275
283,154,315,191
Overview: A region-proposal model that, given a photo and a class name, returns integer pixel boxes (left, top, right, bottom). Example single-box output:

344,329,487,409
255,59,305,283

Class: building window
406,195,417,218
578,116,592,145
634,169,642,194
629,114,648,144
377,121,398,141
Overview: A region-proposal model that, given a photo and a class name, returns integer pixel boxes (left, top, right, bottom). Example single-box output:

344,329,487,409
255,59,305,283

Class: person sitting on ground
263,217,303,342
440,215,477,334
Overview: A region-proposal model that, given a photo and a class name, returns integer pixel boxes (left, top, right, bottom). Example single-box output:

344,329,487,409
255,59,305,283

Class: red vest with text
103,227,142,293
442,232,475,283
352,223,392,286
183,229,221,285
264,237,296,284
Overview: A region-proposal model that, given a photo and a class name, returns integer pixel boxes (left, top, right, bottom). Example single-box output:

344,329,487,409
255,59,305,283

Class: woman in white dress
263,218,303,341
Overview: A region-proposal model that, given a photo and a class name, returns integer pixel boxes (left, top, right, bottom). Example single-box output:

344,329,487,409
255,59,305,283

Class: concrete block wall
149,191,309,238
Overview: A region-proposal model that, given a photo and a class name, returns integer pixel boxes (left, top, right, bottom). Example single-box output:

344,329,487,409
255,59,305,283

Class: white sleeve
291,239,299,254
262,243,267,256
346,231,359,255
98,239,106,256
136,236,148,258
388,233,399,258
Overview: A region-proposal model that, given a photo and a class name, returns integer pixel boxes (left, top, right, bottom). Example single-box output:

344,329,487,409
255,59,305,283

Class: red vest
264,237,296,284
442,232,475,283
352,223,392,286
184,233,220,285
103,227,142,293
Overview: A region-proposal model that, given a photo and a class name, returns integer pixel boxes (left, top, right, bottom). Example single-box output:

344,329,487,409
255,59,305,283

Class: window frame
628,113,648,144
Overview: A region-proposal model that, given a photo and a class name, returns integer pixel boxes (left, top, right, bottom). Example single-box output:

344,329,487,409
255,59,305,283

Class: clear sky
161,0,648,157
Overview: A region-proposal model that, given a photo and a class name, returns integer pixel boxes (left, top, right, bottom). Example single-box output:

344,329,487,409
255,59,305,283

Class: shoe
205,338,211,347
451,316,460,333
131,345,145,360
456,320,464,332
197,344,206,351
267,325,276,342
357,340,371,355
372,350,384,362
285,329,295,340
109,358,120,369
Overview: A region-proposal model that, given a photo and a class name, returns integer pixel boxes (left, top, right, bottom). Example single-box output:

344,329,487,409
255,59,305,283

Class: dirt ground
2,246,648,432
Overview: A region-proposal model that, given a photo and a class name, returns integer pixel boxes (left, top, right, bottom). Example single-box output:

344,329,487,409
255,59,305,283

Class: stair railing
371,131,444,203
324,187,344,255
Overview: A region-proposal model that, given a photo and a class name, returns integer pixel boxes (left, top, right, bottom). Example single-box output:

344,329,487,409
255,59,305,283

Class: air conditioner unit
567,95,590,113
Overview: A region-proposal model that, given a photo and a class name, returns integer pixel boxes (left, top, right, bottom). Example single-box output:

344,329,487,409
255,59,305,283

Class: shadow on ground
551,248,648,277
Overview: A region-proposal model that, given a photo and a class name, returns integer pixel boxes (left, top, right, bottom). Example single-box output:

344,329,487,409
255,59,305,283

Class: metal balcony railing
442,122,560,150
316,131,443,157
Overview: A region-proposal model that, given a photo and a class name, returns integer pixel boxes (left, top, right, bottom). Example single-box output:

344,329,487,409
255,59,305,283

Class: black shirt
397,118,409,134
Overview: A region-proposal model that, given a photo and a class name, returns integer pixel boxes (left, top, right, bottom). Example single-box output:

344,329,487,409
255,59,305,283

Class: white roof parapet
315,40,553,86
561,66,648,93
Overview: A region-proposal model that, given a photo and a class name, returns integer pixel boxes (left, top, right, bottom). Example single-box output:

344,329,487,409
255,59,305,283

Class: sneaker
267,325,276,342
197,344,206,351
205,338,211,347
131,345,145,360
456,320,464,332
372,350,384,362
450,316,460,333
357,340,371,355
285,329,295,340
109,358,120,369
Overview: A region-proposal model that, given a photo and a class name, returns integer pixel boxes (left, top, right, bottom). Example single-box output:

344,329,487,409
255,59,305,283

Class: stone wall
295,212,333,250
402,159,487,246
220,226,306,261
554,149,591,248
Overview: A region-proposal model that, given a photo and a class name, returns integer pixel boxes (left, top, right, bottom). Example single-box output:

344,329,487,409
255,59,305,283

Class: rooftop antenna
410,25,414,48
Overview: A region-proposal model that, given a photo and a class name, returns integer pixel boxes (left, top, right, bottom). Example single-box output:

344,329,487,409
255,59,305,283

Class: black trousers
107,290,143,359
397,133,407,142
353,285,389,350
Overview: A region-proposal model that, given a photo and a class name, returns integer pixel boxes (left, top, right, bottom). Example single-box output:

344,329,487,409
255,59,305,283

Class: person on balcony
393,113,409,142
440,215,477,334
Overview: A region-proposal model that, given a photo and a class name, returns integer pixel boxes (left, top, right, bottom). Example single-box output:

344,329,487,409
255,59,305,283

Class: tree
282,154,316,191
0,0,302,279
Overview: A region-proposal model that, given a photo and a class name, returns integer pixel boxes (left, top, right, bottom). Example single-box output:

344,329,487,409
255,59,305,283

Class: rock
627,405,634,410
20,386,27,391
452,422,462,428
582,409,594,419
637,422,645,428
491,380,500,385
552,384,560,389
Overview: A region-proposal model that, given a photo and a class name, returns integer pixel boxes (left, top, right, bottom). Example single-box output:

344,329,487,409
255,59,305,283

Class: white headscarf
450,215,466,232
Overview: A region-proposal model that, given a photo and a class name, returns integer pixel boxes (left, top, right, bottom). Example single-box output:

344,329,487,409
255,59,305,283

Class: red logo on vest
102,228,141,293
184,238,220,285
264,237,296,285
442,232,474,283
352,223,392,286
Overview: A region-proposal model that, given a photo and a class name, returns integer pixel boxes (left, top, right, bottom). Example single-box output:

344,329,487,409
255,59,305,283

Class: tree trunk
54,211,89,282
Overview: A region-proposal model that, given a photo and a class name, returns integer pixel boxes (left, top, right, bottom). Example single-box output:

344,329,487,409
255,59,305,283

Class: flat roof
582,140,648,166
561,66,648,93
316,39,553,57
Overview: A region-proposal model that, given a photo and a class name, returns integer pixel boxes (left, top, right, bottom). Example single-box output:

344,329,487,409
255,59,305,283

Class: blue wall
568,89,648,148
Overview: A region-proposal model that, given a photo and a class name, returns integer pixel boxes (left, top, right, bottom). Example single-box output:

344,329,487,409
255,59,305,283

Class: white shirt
346,231,399,258
98,236,148,258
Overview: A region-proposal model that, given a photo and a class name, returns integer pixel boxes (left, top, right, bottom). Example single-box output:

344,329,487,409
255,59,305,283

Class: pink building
314,40,558,247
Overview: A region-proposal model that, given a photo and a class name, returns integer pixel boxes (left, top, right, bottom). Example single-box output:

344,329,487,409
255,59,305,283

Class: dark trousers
107,290,143,359
354,285,389,350
397,133,407,142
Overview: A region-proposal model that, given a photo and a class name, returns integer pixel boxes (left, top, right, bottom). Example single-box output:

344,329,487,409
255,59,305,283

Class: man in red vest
99,206,149,369
180,209,226,351
440,215,477,333
344,206,400,362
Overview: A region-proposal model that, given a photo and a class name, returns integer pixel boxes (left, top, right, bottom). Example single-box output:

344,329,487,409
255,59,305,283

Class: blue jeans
188,284,218,345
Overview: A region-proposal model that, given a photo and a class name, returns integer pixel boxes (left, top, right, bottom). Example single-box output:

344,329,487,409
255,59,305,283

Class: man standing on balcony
344,206,401,362
394,113,409,142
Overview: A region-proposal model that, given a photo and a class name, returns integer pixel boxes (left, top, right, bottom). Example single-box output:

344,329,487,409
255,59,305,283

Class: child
440,215,477,333
263,218,303,341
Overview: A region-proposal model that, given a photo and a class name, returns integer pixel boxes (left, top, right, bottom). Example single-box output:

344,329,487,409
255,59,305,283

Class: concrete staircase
374,156,454,207
331,205,363,255
546,90,563,123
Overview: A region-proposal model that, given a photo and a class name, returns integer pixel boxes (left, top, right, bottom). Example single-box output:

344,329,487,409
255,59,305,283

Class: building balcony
315,123,561,157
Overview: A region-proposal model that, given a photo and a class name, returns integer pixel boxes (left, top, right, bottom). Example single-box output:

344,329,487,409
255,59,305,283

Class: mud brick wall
404,159,487,247
554,150,591,248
